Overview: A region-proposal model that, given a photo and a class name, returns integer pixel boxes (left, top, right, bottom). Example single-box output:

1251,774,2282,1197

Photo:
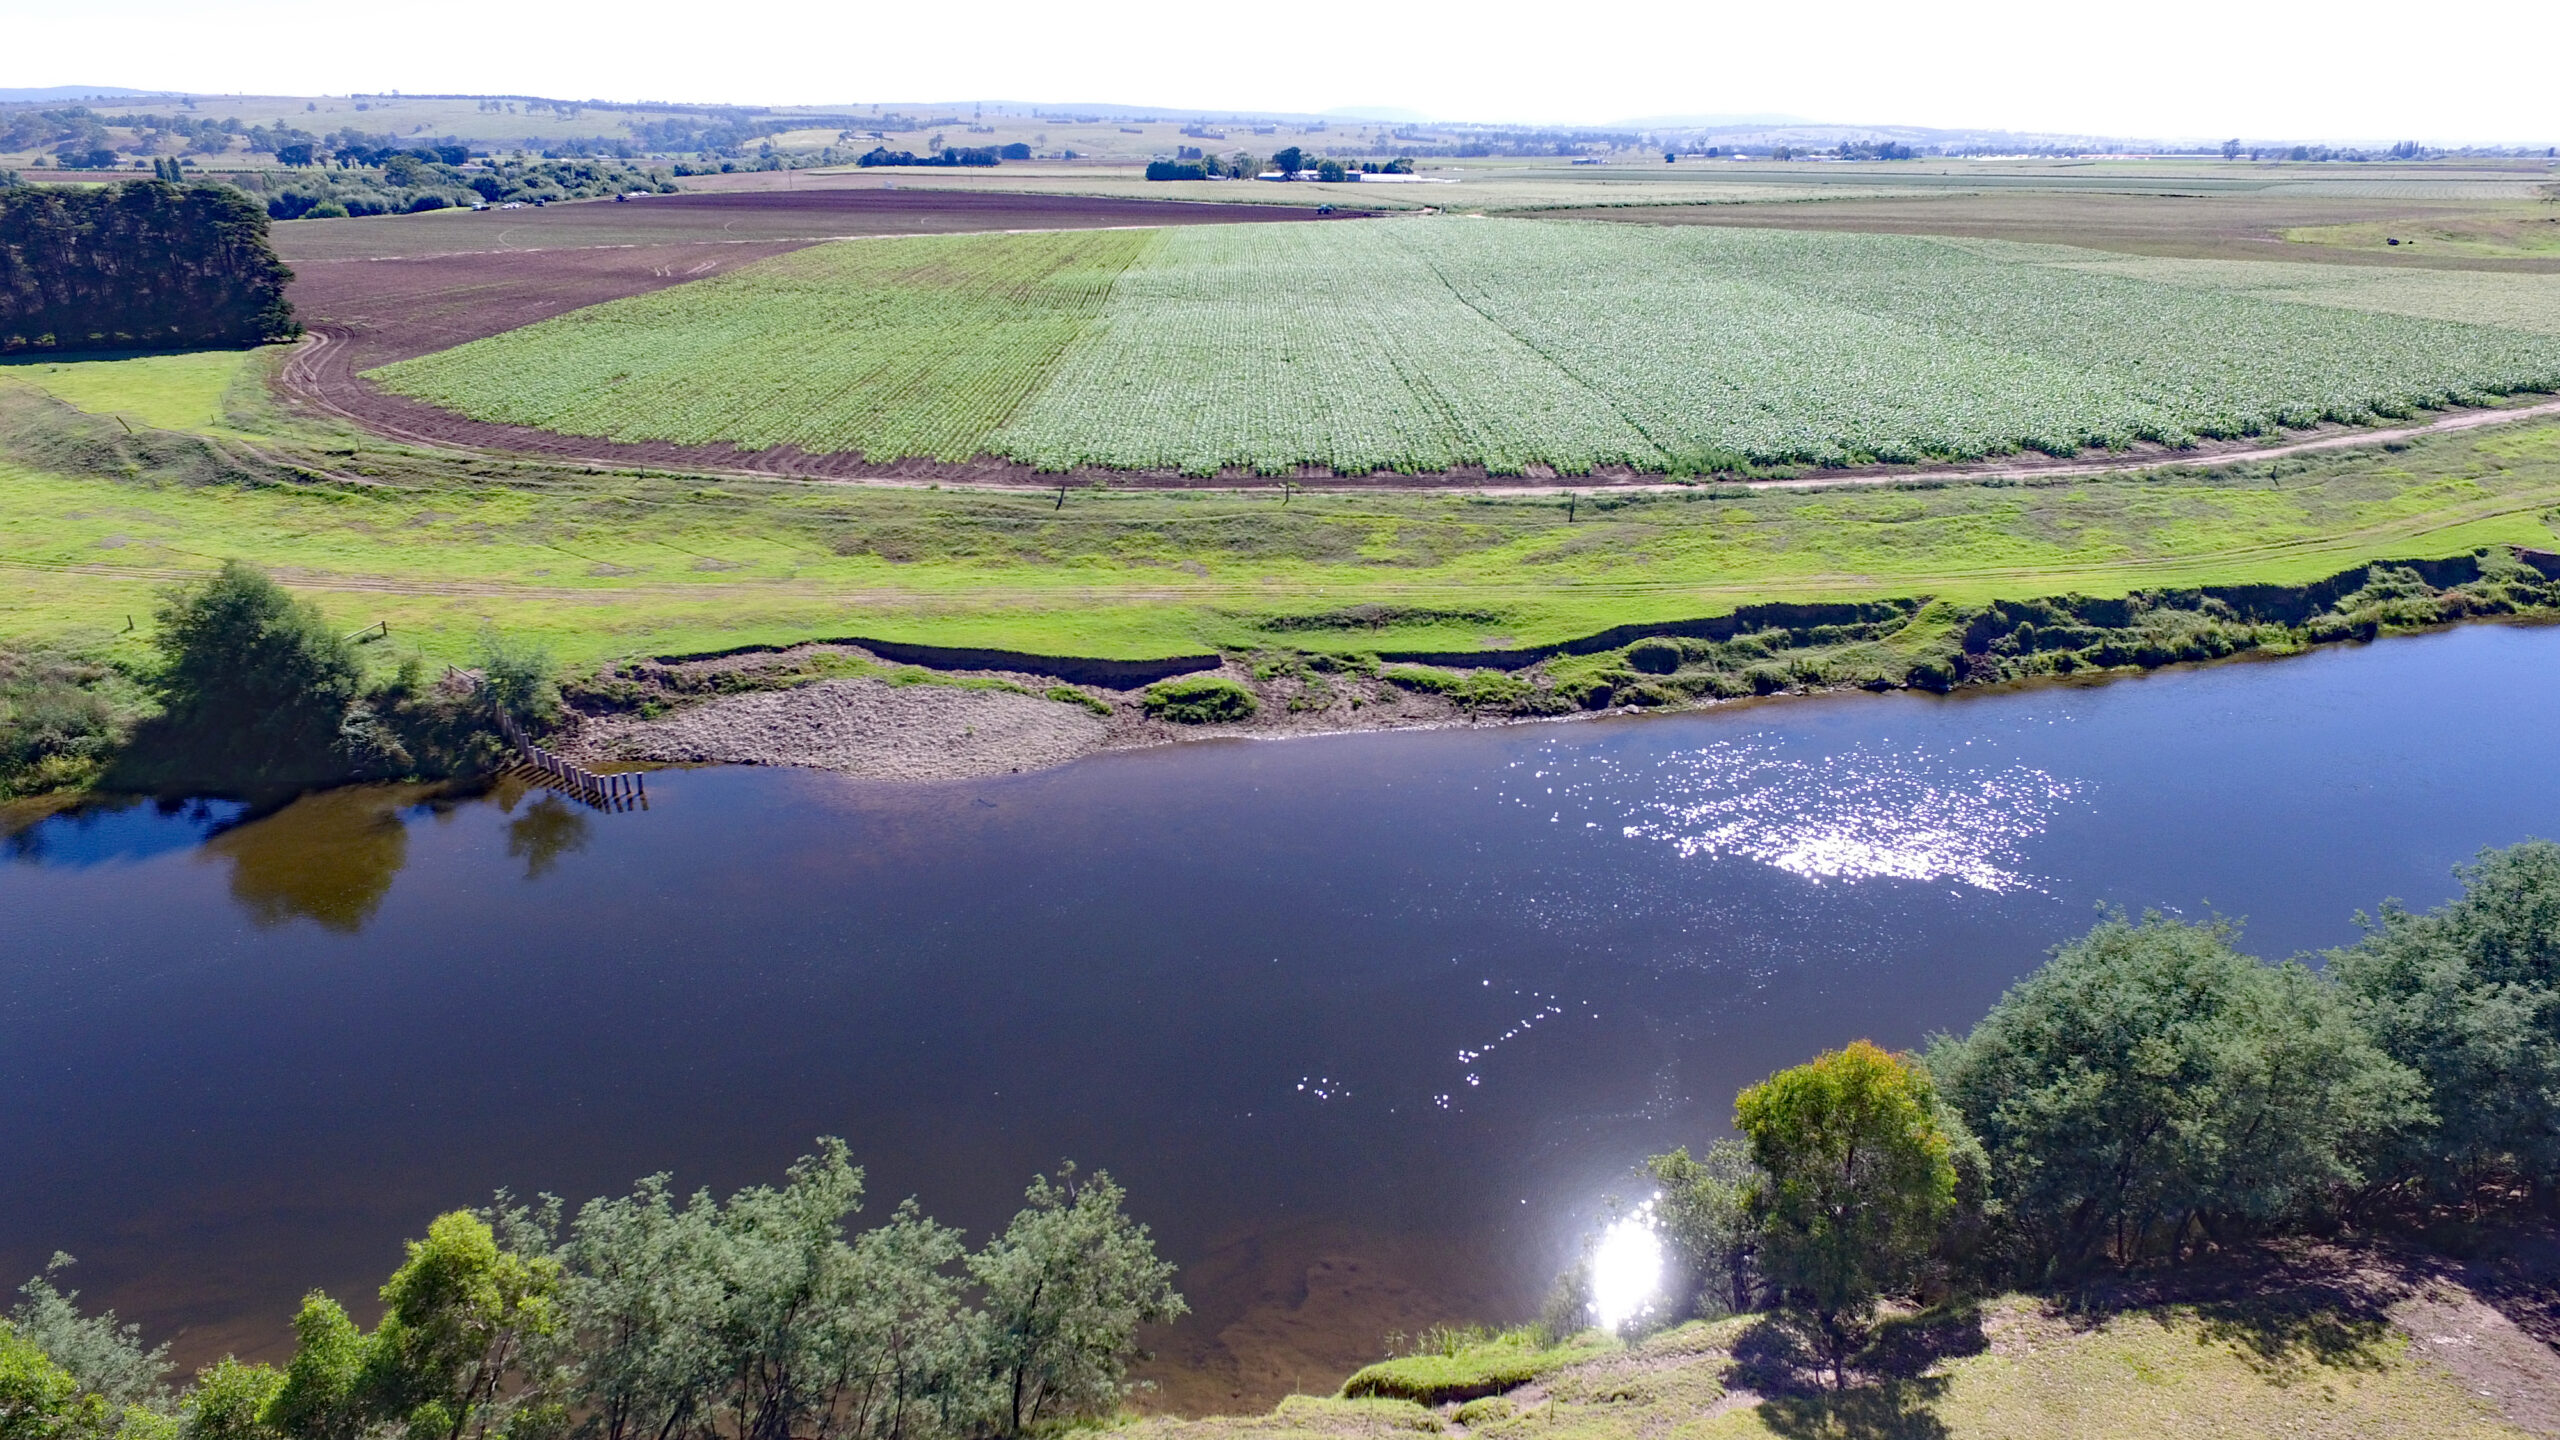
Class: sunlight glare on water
1515,733,2081,893
1589,1201,1665,1333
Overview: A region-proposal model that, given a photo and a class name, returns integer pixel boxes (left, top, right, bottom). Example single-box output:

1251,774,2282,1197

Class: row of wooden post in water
446,666,647,812
492,707,647,811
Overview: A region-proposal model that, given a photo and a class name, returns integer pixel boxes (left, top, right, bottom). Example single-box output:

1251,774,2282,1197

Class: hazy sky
7,0,2554,143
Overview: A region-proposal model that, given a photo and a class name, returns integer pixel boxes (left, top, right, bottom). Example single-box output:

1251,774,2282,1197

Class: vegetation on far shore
0,560,540,799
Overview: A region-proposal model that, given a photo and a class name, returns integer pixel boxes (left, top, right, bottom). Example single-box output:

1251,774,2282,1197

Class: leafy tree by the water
1734,1041,1957,1387
365,1213,560,1440
206,1142,1190,1440
175,1362,282,1440
142,561,363,785
1646,1142,1759,1319
971,1166,1186,1437
1928,915,2420,1274
545,1177,722,1440
7,1260,169,1429
263,1296,368,1440
2332,839,2560,1197
0,1321,107,1440
0,179,297,354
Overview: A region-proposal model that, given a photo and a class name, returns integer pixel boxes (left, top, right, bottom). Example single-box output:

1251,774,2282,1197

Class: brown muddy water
6,624,2559,1412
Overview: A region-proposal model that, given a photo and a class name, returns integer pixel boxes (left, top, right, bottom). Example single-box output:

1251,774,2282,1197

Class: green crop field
373,229,1154,459
372,217,2560,477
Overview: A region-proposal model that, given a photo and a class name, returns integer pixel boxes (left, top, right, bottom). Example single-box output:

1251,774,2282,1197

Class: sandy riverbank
556,644,1534,782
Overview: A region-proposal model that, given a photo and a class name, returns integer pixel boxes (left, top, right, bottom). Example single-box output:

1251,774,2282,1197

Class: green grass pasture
1137,1295,2539,1440
0,349,267,432
368,218,2560,478
2287,206,2560,260
6,360,2560,670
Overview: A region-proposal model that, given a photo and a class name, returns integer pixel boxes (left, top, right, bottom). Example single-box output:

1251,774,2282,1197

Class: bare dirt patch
545,645,1551,786
573,676,1109,781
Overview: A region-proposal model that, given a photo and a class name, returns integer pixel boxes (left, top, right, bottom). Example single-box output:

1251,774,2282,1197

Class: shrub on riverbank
1144,675,1258,723
0,644,149,799
132,560,363,785
1339,1327,1609,1403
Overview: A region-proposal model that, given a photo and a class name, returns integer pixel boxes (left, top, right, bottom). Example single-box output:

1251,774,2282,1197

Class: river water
6,624,2557,1409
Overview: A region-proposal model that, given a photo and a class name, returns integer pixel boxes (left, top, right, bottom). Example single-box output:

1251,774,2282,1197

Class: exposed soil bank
575,675,1108,781
553,645,1505,781
552,549,2560,784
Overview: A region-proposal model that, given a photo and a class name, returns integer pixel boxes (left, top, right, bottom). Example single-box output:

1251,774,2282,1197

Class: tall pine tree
0,178,298,353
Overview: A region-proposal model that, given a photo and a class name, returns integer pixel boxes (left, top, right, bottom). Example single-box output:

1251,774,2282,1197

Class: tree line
0,1148,1183,1440
854,148,1002,169
1643,840,2560,1386
0,179,298,354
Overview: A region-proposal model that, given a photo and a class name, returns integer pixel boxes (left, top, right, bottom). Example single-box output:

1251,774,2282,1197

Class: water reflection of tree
201,787,418,933
505,794,590,880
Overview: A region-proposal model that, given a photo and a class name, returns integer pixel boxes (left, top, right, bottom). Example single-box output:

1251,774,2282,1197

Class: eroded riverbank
547,547,2560,783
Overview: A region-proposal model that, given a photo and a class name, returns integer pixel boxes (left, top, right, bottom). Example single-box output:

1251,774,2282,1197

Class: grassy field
0,349,267,433
371,217,2560,477
5,349,2560,670
2288,206,2560,260
1139,1290,2549,1440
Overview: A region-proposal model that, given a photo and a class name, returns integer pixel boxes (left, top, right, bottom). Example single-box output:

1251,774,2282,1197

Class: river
5,623,2557,1411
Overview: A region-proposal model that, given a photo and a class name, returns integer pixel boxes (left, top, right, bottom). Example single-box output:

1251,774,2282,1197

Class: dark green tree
0,179,297,353
1931,915,2420,1273
2331,841,2560,1199
144,562,363,783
